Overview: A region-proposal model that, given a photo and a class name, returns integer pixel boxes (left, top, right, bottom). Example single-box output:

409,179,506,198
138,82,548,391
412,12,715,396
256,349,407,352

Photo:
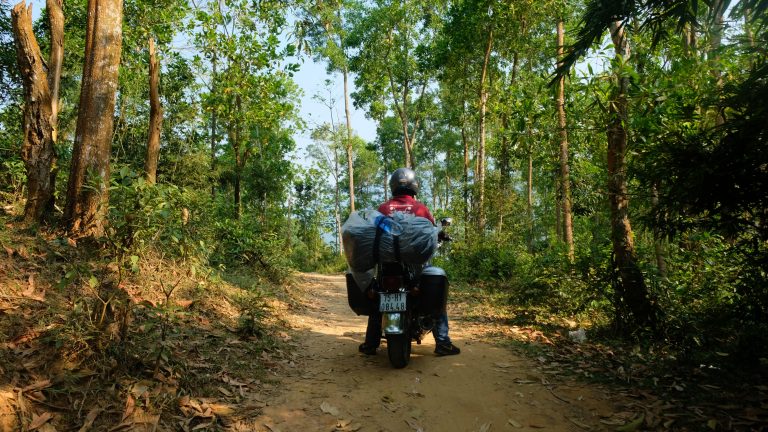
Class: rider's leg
433,311,461,356
360,310,382,354
432,311,451,345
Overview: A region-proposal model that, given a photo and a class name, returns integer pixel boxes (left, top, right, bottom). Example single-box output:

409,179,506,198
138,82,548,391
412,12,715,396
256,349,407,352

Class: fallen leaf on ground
205,402,234,416
130,381,150,398
336,421,362,432
405,418,423,432
217,386,233,397
77,406,102,432
121,394,135,422
192,420,215,431
28,412,53,431
320,401,340,417
24,275,35,295
508,419,522,428
405,389,425,398
22,380,52,393
25,391,45,402
567,417,592,430
222,376,248,386
478,422,491,431
176,299,194,308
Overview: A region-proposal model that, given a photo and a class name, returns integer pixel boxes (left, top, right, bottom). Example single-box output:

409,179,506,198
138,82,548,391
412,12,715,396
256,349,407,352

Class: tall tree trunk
64,0,123,237
47,0,63,139
557,19,575,262
387,65,413,168
682,22,697,57
12,2,55,226
527,146,533,251
651,184,667,278
498,115,510,232
744,8,755,47
555,176,562,239
343,67,356,212
709,0,725,125
476,27,493,232
461,122,470,238
607,21,656,332
210,52,218,197
334,145,342,255
231,94,243,219
45,0,64,214
498,54,519,233
144,37,162,184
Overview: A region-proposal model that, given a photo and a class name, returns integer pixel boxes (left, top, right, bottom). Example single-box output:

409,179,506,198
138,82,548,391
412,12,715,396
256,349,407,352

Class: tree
347,0,439,168
192,0,299,218
298,0,360,212
64,0,124,236
11,0,62,225
556,18,574,262
144,36,162,184
605,21,656,331
309,123,345,254
47,0,64,143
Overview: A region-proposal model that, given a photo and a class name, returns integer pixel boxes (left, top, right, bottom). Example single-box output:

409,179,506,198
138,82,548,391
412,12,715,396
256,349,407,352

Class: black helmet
389,168,419,196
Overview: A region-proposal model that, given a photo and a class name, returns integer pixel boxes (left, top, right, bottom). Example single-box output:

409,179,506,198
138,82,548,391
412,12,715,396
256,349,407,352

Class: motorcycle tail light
381,275,403,291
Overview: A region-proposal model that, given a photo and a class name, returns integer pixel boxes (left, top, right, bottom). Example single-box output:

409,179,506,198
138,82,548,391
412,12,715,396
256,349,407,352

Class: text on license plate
379,293,407,312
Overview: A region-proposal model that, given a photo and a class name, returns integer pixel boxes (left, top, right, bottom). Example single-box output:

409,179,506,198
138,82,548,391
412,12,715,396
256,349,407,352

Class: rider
358,167,461,357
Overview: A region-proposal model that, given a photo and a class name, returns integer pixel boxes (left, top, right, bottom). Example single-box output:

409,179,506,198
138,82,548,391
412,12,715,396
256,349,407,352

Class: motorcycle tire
386,333,411,368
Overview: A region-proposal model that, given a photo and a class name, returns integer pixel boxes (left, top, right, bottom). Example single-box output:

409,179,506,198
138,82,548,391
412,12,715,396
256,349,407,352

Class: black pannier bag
416,266,448,315
346,273,375,316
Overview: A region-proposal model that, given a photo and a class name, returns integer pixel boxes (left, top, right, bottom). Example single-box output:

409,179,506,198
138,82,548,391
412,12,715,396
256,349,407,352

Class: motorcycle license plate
379,293,407,312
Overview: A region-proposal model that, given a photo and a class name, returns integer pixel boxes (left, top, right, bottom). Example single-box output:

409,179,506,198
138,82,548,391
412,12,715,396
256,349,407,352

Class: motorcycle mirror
440,217,453,227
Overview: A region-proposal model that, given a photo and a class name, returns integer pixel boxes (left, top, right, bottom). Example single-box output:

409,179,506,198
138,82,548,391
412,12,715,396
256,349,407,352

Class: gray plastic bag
341,210,438,273
349,269,374,292
392,212,439,264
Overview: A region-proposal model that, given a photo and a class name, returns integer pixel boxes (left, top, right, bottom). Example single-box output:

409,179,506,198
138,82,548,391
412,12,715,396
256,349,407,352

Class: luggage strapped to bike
372,215,418,286
372,215,401,264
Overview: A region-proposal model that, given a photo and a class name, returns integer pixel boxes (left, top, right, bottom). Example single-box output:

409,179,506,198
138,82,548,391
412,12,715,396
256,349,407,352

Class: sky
289,56,378,168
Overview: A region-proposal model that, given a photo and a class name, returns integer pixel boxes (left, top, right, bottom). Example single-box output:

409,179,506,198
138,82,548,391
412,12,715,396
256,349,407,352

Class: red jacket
378,195,435,225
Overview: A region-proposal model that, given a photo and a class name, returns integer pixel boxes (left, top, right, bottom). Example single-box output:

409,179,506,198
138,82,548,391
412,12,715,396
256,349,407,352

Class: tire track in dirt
249,273,618,432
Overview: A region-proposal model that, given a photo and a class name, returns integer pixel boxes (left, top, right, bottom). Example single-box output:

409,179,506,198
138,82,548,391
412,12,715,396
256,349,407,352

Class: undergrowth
0,208,296,430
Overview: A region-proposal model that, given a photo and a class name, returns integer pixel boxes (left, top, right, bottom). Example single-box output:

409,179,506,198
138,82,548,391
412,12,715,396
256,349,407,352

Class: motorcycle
346,218,452,368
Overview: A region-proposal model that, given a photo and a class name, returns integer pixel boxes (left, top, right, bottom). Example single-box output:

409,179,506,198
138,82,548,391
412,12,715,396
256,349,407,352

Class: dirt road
252,273,618,432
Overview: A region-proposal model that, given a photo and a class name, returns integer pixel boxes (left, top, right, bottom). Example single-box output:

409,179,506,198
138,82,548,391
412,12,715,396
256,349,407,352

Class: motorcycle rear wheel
386,333,411,368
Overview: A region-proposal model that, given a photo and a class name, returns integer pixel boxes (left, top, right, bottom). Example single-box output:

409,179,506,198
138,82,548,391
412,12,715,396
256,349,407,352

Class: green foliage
108,166,209,265
210,213,292,283
0,159,24,201
0,1,18,105
444,235,526,282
